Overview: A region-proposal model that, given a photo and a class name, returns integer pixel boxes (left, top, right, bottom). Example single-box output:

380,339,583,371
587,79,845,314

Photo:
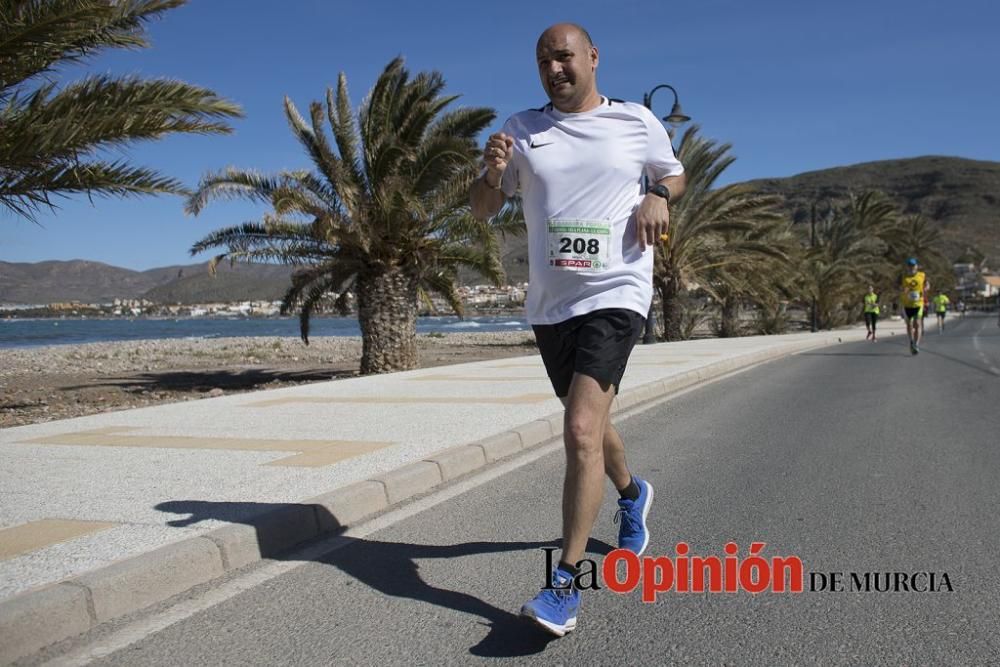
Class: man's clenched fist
483,132,514,188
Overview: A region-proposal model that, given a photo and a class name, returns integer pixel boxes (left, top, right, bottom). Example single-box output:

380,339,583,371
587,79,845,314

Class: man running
471,22,686,637
863,285,880,341
932,291,950,333
900,257,928,354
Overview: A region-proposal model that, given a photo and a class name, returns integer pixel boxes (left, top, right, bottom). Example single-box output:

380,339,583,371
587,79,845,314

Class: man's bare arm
658,172,686,202
635,172,687,249
470,173,506,221
470,132,513,221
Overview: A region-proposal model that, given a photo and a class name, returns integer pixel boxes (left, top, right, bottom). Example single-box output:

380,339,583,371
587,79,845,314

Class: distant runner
932,292,950,333
863,286,880,342
900,257,928,355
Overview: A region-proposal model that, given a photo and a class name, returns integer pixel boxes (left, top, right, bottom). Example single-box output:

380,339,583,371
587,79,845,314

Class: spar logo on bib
547,219,611,272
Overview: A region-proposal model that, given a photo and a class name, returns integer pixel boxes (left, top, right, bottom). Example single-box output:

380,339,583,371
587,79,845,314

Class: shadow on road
156,499,613,657
801,351,892,357
800,337,907,358
801,336,999,377
911,346,1000,378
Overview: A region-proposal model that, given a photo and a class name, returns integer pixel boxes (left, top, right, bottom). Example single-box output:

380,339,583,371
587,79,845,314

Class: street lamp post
810,202,818,333
641,84,690,344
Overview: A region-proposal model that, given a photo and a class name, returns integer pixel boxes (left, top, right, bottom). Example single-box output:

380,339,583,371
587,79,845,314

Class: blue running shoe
615,476,654,555
519,569,580,637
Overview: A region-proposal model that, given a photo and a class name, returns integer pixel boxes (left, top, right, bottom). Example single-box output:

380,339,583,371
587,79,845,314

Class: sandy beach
0,332,539,428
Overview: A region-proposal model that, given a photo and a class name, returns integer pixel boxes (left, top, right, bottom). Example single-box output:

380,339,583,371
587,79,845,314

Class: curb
0,333,846,663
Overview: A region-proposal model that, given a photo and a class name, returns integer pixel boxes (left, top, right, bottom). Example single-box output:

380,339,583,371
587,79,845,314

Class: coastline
0,331,539,428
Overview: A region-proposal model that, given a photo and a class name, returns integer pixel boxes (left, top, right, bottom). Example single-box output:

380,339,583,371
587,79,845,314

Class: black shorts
904,307,922,320
864,312,879,326
532,308,645,398
936,311,946,319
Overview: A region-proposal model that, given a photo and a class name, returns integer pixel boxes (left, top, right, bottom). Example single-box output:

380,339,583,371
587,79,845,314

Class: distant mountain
0,260,169,304
743,155,1000,264
5,156,996,304
141,263,294,304
0,260,293,305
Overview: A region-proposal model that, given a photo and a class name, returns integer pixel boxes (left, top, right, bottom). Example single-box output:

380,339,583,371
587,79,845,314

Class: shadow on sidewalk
156,500,613,657
63,367,358,393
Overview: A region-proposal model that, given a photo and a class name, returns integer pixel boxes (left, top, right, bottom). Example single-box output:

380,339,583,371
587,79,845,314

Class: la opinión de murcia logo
543,543,954,602
809,571,953,593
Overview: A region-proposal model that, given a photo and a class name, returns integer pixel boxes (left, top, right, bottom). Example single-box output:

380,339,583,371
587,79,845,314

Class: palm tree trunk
660,273,684,342
816,291,831,330
356,267,419,374
719,297,740,338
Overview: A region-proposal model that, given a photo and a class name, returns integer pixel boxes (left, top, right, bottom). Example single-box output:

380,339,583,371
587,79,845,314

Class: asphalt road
36,315,1000,666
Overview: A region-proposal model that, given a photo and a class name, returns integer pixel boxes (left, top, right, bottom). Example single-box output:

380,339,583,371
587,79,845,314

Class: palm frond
326,76,365,188
1,1,241,220
2,77,240,170
421,268,464,315
1,159,185,219
0,0,184,92
185,168,282,215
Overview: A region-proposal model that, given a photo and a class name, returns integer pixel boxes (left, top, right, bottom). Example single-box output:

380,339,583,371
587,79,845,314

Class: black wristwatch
647,183,671,203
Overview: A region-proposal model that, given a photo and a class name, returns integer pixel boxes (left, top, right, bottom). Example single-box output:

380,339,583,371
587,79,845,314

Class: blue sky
3,0,997,270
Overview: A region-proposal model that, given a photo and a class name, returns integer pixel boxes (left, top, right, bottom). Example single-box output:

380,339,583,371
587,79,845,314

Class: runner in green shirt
932,292,950,333
863,286,880,342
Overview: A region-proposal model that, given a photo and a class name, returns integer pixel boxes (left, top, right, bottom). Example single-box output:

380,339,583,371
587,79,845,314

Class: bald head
537,23,594,51
535,23,600,113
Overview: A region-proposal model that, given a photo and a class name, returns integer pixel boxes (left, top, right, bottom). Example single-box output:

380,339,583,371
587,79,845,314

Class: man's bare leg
559,373,616,566
601,422,632,490
559,397,631,490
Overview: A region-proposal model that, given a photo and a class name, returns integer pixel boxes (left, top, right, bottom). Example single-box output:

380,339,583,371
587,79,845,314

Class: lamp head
663,100,690,124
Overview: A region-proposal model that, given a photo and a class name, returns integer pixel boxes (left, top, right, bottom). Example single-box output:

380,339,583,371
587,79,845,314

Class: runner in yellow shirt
932,292,950,334
863,286,880,342
900,257,928,354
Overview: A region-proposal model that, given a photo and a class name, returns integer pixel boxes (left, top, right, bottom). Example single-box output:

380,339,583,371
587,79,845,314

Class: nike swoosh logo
529,141,553,148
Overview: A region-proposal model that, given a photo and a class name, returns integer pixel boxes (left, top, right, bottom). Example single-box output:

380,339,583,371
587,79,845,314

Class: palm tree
797,191,957,327
187,58,522,374
0,0,242,220
654,126,792,341
884,212,953,294
803,200,888,329
709,217,801,337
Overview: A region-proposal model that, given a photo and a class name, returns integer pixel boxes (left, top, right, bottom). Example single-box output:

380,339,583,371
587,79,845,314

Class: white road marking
971,318,1000,375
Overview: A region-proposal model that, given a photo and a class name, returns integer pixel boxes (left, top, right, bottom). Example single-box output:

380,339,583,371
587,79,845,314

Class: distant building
982,276,1000,298
954,262,998,299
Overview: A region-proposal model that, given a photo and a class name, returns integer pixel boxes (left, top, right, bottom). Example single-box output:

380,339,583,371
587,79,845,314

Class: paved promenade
0,322,905,662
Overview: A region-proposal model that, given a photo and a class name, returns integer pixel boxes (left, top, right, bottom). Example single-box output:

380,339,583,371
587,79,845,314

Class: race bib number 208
548,219,611,272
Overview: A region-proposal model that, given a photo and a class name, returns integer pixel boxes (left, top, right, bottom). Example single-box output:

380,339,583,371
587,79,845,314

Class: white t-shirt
497,97,684,325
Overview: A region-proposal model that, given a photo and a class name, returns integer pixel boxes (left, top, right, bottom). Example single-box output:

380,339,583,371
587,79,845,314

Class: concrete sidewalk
0,323,905,661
